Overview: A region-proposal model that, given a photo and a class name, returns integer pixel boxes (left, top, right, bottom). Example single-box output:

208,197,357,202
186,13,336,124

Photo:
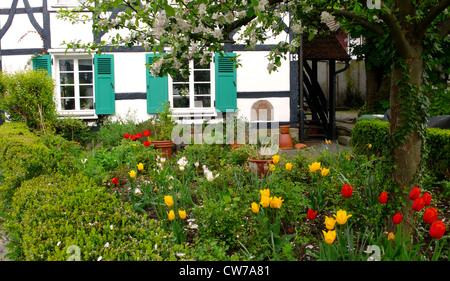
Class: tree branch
378,2,415,58
330,9,386,37
437,16,450,38
415,0,450,40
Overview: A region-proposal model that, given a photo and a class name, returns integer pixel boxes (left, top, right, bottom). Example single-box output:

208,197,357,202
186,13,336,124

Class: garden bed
0,121,448,261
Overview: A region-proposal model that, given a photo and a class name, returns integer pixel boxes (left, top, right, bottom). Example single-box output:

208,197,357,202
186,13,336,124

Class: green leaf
164,4,175,17
223,195,231,203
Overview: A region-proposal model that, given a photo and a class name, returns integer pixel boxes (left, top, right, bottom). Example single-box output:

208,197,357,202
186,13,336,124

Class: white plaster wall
237,98,290,123
50,12,93,49
113,52,147,94
1,55,32,72
112,99,151,123
1,14,44,49
236,51,290,92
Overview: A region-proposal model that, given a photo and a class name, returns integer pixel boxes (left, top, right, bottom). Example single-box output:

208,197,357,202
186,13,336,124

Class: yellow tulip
167,210,175,221
260,195,271,208
309,162,321,173
137,163,144,171
285,162,293,171
321,168,330,177
164,195,174,207
387,232,395,241
272,155,280,164
325,139,331,144
270,196,284,209
260,188,270,198
269,164,276,171
334,209,352,225
322,230,336,244
325,215,336,230
249,202,260,214
128,170,136,179
178,210,187,219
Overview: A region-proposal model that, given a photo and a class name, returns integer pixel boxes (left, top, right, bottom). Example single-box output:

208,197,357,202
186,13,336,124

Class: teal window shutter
215,52,237,112
94,54,115,115
32,54,52,75
146,53,168,114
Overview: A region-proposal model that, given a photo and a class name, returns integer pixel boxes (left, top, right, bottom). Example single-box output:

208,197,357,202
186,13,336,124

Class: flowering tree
59,0,450,234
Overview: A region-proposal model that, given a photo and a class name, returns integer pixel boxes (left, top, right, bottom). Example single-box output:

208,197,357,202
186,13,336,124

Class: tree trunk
387,52,425,236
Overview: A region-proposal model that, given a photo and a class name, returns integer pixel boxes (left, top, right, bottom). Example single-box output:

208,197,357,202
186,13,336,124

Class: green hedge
351,120,450,178
0,122,82,198
4,173,189,261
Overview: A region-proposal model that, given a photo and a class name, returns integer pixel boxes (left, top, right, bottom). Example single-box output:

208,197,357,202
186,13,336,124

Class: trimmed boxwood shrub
351,120,450,179
4,173,190,261
0,122,82,198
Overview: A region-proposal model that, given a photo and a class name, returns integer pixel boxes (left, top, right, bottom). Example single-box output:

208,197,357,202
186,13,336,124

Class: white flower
177,157,188,170
320,11,334,24
134,188,142,195
267,62,275,72
110,225,114,230
97,256,103,261
194,162,200,167
205,170,219,182
104,242,110,248
176,252,186,257
57,241,61,247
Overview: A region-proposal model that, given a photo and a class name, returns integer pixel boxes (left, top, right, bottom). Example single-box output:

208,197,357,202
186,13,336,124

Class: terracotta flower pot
279,125,293,149
247,158,273,178
151,140,174,158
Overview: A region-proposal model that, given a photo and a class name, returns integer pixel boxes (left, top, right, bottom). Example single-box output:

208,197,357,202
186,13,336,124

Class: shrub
95,118,139,149
53,117,93,145
351,120,450,179
0,69,57,131
4,173,190,261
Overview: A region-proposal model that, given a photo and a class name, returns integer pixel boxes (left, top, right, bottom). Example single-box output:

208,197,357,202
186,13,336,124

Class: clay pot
151,140,174,158
247,158,273,178
279,125,293,149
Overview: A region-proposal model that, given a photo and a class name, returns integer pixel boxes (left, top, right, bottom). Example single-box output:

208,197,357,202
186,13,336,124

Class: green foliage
0,69,57,131
53,117,93,145
4,173,189,261
95,118,139,149
351,120,450,180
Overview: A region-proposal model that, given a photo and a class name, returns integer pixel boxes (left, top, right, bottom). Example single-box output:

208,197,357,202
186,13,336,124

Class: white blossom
320,11,334,24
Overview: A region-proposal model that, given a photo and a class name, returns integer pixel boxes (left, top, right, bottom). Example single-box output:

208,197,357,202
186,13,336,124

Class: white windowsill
58,111,97,119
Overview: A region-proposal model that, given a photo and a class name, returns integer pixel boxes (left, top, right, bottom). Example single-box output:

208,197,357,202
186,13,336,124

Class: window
57,57,95,114
169,58,215,113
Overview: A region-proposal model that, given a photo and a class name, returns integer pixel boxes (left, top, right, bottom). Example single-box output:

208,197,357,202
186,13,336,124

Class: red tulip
393,213,403,224
136,133,142,139
421,192,432,206
423,207,438,224
411,197,425,212
429,220,446,239
143,140,151,147
307,209,317,221
124,133,130,139
130,134,137,141
378,192,388,204
341,184,355,198
144,130,151,136
408,186,421,200
111,178,119,185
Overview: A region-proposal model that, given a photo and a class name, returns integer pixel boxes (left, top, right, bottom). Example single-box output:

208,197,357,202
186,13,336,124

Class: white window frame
54,54,96,118
168,59,216,118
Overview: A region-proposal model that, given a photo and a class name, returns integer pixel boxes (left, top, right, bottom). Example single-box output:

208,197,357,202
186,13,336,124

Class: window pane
61,98,75,110
173,84,189,96
79,72,93,84
194,84,210,96
60,86,75,97
59,60,74,71
80,98,94,110
173,96,190,108
194,70,210,82
79,59,93,71
194,96,211,108
172,72,189,83
60,73,74,84
194,58,210,69
80,85,93,97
